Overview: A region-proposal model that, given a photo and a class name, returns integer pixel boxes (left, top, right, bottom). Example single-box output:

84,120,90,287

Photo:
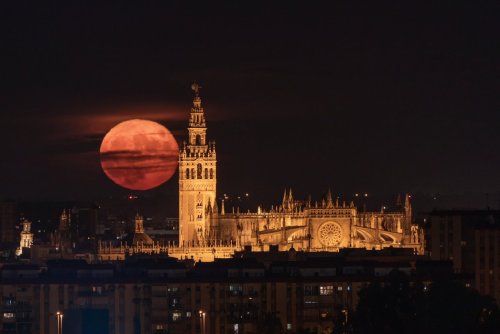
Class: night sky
1,2,499,215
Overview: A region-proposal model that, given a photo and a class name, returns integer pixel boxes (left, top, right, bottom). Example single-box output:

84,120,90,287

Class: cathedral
98,84,425,261
177,84,425,258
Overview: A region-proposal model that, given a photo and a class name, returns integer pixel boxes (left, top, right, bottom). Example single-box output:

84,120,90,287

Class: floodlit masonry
98,84,425,262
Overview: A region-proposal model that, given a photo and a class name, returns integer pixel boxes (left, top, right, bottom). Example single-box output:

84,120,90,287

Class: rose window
318,222,342,246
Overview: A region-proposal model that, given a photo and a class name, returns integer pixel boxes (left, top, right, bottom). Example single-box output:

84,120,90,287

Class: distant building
52,210,73,257
15,220,33,256
426,210,500,300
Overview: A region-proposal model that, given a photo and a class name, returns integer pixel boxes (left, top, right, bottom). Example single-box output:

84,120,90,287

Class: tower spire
135,213,144,233
402,193,413,243
213,199,219,214
16,220,34,256
326,189,333,208
59,209,70,231
179,83,217,245
404,193,411,209
189,82,206,130
132,212,153,245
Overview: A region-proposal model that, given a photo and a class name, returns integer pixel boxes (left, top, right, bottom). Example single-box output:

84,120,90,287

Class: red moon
100,119,179,190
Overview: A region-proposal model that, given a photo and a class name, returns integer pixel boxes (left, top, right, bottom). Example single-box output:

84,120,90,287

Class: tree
256,312,284,334
353,270,500,334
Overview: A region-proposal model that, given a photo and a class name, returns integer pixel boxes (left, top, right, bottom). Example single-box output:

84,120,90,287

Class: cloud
103,164,175,171
100,148,178,160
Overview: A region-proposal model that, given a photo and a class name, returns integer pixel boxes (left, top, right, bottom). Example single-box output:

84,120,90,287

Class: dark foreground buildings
0,248,453,334
426,210,500,302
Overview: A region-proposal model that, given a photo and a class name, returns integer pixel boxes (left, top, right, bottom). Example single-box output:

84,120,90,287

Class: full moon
100,119,179,190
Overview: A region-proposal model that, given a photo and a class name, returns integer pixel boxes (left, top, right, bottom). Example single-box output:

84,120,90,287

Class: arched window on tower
186,168,190,179
210,168,213,179
191,168,195,179
204,168,208,179
197,164,202,179
195,134,201,145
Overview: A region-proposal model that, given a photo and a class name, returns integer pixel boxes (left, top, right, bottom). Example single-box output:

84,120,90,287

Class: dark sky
1,2,499,214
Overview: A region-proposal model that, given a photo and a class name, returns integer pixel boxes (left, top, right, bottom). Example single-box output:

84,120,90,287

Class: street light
341,309,348,333
56,311,64,334
199,310,206,334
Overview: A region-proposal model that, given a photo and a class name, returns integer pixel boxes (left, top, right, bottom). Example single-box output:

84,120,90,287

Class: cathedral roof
132,232,154,245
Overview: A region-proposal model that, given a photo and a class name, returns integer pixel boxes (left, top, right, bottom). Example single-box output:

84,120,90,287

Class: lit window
171,312,182,321
287,323,292,330
319,285,333,295
3,298,14,306
3,313,15,319
337,286,343,291
92,286,103,295
186,311,191,318
229,284,242,295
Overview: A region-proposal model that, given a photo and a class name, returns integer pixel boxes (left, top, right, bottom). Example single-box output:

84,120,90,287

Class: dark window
210,169,213,179
205,168,208,179
196,134,201,145
197,164,202,179
304,285,319,296
186,169,190,179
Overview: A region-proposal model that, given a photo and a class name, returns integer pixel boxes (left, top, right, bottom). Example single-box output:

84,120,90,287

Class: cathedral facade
178,86,425,256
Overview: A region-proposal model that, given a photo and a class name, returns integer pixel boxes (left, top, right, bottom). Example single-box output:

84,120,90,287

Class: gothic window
186,168,190,179
195,134,201,145
197,164,202,179
204,168,208,179
318,222,342,246
191,168,195,179
210,168,213,179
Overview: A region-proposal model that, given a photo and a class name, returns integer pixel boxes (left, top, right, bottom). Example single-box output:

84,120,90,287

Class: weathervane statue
191,82,202,95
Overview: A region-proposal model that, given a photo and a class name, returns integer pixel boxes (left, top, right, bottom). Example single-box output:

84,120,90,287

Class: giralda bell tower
178,83,217,246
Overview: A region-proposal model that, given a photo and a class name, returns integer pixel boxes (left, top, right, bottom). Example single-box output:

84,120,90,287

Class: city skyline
1,2,499,211
1,3,500,334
